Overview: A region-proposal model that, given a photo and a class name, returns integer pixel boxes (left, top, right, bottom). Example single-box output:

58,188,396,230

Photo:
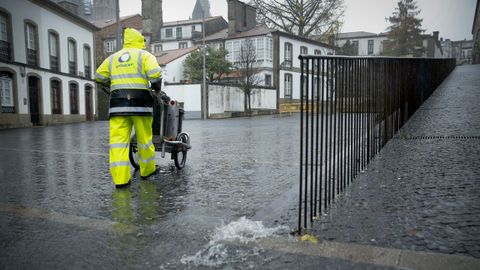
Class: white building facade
336,31,445,59
222,27,335,106
335,32,388,56
151,16,228,54
224,31,275,88
0,0,97,129
276,32,335,103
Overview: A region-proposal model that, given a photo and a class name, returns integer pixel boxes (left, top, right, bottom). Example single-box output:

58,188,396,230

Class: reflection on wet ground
0,115,302,269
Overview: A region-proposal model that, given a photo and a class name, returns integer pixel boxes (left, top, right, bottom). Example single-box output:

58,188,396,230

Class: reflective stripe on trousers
109,116,156,185
109,107,153,114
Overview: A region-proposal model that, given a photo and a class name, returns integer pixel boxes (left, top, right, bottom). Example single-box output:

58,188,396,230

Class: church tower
142,0,163,43
192,0,211,20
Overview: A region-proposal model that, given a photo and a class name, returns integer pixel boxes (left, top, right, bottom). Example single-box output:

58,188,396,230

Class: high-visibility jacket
95,28,162,117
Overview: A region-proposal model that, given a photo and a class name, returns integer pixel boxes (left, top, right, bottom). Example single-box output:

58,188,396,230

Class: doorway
28,76,41,126
85,86,93,121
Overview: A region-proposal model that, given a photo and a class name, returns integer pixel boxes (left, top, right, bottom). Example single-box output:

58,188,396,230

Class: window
165,28,172,38
352,40,359,56
266,37,273,61
0,12,11,61
69,83,78,114
192,25,196,31
49,31,59,71
284,42,292,67
0,73,14,113
84,45,91,79
284,73,292,98
176,27,182,39
25,22,38,66
179,42,188,49
314,49,322,55
68,39,77,75
51,79,62,114
105,40,116,53
300,46,308,55
265,74,272,87
256,37,264,61
301,75,308,98
368,40,374,55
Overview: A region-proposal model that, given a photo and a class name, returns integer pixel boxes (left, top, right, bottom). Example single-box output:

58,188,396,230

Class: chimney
433,31,439,41
142,0,163,43
227,0,257,35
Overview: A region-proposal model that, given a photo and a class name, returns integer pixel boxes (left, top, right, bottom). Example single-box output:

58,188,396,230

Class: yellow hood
123,28,145,49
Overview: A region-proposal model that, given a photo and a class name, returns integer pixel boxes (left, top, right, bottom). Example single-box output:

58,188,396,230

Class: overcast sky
119,0,477,41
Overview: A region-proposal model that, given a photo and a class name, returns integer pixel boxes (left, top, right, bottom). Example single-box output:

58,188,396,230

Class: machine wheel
173,133,189,169
129,134,140,170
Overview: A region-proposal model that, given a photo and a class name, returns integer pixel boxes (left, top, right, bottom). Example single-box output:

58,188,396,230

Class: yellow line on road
0,203,138,234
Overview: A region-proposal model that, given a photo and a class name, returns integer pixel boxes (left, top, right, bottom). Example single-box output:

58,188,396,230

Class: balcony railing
84,66,91,79
50,56,59,72
0,40,11,61
69,61,76,76
27,49,37,66
282,60,292,68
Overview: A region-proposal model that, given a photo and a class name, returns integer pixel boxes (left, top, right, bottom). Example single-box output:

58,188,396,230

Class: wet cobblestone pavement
1,65,479,269
309,65,480,259
0,114,311,269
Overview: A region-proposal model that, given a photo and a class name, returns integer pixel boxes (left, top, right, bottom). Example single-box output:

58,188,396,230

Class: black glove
160,94,170,103
151,79,162,92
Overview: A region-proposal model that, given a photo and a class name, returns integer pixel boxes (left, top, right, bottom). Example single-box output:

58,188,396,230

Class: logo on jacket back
116,52,133,68
119,53,131,63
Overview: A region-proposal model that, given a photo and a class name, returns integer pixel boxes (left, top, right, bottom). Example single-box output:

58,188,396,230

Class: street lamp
115,0,121,51
202,12,207,120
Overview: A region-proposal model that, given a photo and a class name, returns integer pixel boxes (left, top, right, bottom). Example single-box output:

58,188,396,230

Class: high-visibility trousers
109,115,156,185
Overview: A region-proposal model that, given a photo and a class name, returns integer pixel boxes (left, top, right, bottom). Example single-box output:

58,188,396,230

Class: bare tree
237,39,263,114
252,0,345,41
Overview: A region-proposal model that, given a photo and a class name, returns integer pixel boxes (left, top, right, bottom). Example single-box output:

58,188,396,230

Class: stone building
473,0,480,64
0,0,98,129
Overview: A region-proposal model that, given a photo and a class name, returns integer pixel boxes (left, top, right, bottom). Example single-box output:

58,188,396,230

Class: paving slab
308,65,480,261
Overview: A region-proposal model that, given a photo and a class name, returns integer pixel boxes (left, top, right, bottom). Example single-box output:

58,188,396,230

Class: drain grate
394,135,480,140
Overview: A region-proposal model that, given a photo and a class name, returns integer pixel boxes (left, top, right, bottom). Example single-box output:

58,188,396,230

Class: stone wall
0,113,89,129
0,114,32,129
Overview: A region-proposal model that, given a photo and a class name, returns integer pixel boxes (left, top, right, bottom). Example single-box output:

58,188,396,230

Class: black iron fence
298,56,455,233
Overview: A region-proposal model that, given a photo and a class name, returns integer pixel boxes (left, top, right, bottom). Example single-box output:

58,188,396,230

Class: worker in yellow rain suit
95,28,162,188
